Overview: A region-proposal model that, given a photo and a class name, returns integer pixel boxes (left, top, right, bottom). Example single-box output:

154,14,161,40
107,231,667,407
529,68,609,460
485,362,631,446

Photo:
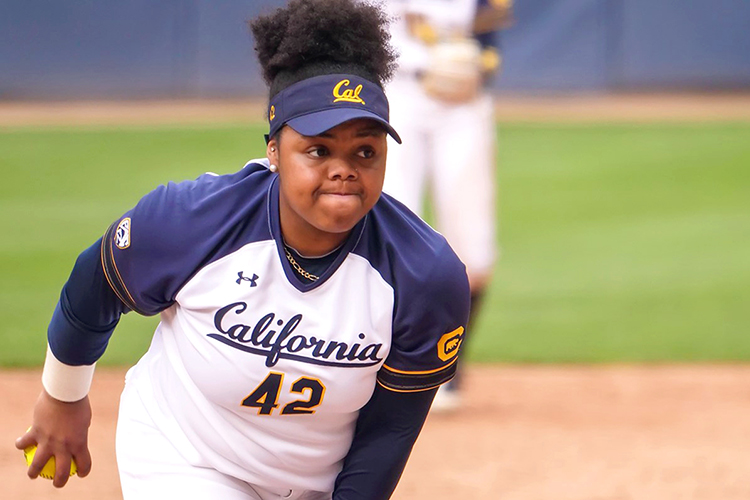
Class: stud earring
269,164,278,173
270,147,276,152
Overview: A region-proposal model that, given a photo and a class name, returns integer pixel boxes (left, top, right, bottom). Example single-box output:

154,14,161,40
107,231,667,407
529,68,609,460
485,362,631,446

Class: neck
283,231,348,257
278,207,350,257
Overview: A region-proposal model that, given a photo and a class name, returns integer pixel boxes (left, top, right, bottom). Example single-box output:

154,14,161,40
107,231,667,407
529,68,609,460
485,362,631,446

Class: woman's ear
267,138,279,173
267,138,279,163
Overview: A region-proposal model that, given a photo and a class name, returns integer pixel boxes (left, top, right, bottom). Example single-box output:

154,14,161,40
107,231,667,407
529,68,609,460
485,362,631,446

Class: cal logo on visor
437,326,464,362
333,79,365,105
115,217,131,249
269,105,276,122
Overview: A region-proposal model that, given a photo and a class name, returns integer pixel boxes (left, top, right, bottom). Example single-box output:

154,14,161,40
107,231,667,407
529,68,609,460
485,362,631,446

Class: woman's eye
309,147,328,157
357,148,376,159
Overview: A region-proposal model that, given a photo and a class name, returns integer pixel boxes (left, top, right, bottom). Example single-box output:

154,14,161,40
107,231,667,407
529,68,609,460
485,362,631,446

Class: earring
270,147,276,152
269,164,278,173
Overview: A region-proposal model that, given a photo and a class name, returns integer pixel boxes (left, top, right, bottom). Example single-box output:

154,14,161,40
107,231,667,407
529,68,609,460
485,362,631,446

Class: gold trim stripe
101,222,141,312
108,233,138,308
382,356,458,375
100,232,130,307
376,379,450,393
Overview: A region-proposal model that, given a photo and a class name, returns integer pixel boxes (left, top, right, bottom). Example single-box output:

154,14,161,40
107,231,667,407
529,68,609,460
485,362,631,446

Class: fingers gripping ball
23,444,77,480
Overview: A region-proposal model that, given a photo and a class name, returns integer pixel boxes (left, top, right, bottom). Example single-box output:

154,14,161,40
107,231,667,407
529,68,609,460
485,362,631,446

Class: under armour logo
236,271,259,287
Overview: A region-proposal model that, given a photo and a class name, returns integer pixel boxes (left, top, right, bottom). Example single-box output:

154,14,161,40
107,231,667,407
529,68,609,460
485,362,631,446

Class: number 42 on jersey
242,372,326,416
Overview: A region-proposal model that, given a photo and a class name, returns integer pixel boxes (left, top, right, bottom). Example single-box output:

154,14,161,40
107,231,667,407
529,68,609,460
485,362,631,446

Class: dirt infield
4,366,750,500
2,93,750,128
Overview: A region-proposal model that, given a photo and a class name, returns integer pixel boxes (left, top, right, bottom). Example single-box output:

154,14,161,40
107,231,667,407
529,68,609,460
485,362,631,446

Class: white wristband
41,344,96,402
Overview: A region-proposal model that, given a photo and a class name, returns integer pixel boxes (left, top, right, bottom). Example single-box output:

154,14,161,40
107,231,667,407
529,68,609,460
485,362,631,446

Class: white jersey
101,159,470,492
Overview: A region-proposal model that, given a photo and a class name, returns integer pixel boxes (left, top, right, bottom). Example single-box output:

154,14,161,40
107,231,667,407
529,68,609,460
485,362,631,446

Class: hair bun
250,0,397,94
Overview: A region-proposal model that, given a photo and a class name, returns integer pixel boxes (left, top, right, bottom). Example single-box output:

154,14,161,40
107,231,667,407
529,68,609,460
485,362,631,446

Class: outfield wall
1,0,749,99
500,0,750,92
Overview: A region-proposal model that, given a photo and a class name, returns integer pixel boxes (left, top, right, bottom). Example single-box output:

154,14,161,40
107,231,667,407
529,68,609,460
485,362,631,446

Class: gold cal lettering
332,79,366,105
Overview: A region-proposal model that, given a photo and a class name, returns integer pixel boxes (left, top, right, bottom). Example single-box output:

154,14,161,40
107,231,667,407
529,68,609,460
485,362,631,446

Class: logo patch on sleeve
114,217,131,249
437,326,465,362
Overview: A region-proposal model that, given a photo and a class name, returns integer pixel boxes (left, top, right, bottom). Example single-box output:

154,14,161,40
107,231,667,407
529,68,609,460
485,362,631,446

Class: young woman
16,1,470,499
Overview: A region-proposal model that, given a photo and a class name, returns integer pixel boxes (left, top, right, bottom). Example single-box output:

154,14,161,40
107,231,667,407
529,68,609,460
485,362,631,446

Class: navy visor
267,74,401,144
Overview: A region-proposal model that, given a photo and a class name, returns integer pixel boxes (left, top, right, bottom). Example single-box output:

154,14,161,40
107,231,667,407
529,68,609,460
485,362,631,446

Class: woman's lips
320,190,360,197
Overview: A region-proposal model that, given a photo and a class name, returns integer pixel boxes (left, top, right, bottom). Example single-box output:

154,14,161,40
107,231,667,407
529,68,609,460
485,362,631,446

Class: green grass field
1,122,748,366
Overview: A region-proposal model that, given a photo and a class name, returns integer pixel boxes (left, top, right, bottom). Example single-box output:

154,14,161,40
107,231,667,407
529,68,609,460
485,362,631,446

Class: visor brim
286,108,402,144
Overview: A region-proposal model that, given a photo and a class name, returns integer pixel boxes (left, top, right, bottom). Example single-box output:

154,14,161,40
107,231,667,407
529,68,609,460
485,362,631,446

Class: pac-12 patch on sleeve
114,218,131,249
437,326,464,362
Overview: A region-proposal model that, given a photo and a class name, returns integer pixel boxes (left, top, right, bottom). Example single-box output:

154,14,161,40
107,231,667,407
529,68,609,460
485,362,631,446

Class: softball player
382,0,511,410
15,1,470,499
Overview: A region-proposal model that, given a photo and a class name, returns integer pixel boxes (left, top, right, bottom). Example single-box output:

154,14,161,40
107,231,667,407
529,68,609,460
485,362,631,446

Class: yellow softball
23,444,77,480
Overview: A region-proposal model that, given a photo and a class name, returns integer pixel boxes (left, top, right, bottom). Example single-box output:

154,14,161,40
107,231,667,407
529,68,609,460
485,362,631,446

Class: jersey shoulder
150,159,272,220
358,192,468,292
102,159,275,315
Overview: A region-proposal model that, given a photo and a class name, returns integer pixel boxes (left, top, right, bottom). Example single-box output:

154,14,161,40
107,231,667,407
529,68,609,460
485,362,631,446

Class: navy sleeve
377,243,471,393
354,195,472,393
333,385,437,500
47,238,130,366
101,181,195,316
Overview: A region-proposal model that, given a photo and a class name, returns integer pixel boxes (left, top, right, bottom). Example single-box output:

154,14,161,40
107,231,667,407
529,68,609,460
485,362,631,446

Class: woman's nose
328,157,358,180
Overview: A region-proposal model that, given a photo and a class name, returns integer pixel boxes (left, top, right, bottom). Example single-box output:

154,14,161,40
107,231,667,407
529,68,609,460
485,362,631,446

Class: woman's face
267,118,388,255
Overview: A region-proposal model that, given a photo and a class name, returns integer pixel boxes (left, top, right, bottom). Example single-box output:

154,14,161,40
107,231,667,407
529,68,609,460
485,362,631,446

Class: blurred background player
382,0,513,411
